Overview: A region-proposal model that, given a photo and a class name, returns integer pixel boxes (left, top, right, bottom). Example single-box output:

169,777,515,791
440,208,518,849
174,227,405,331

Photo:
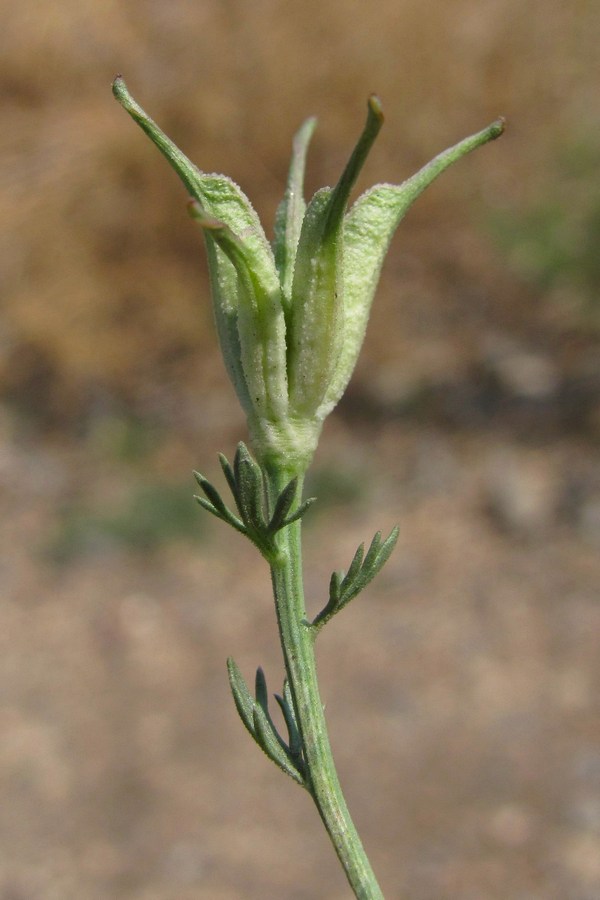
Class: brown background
1,1,599,897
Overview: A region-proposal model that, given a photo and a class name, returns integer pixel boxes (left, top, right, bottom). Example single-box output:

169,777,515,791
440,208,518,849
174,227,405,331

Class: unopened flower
113,78,503,473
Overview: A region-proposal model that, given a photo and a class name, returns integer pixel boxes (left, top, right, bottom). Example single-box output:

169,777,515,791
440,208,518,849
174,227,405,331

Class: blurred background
1,1,599,897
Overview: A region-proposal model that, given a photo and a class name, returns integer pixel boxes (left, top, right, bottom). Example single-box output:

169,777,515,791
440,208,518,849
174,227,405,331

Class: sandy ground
1,408,598,899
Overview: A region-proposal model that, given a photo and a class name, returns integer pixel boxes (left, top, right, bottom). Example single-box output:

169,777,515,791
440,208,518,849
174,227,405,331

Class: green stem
265,465,384,900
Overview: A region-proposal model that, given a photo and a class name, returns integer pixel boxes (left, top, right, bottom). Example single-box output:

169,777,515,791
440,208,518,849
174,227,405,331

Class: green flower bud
112,77,503,473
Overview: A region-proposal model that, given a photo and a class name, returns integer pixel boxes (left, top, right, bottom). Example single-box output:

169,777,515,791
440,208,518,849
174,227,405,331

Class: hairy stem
265,466,384,900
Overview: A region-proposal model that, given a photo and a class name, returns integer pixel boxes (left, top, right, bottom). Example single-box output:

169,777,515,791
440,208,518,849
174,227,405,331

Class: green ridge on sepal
227,658,306,786
311,526,400,632
194,443,315,561
286,96,384,419
273,115,317,308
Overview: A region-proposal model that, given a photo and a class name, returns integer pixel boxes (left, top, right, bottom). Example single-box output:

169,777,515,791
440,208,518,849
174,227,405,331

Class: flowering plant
113,76,503,898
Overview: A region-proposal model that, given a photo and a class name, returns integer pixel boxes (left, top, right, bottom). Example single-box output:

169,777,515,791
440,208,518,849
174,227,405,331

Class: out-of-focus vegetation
489,131,600,326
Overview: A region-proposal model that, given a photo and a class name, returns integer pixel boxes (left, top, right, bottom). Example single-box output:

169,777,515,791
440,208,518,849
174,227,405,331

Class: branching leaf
227,658,305,786
193,471,246,533
312,525,399,630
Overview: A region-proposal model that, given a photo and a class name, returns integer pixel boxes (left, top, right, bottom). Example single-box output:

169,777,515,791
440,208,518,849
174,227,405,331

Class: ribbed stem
265,465,384,900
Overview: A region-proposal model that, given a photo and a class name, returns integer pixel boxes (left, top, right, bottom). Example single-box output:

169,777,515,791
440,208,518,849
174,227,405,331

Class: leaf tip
111,74,128,104
490,116,506,140
367,94,384,124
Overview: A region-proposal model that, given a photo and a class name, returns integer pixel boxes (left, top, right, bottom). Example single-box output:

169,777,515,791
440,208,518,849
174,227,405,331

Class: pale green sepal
202,236,256,417
318,118,506,419
188,203,288,424
112,78,273,246
112,76,208,201
273,116,317,307
287,97,384,419
321,95,384,243
287,187,339,417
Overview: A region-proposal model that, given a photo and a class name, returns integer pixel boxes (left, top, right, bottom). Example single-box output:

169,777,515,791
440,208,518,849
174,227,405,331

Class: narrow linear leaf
310,571,343,629
359,530,383,575
340,526,399,605
254,667,270,716
312,526,400,630
227,660,304,785
193,495,245,533
283,679,297,728
267,477,299,533
281,496,317,528
255,667,289,755
234,444,267,530
252,706,305,786
194,495,220,518
227,657,257,739
330,569,343,604
275,685,303,763
193,471,229,515
218,452,240,507
342,542,365,590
